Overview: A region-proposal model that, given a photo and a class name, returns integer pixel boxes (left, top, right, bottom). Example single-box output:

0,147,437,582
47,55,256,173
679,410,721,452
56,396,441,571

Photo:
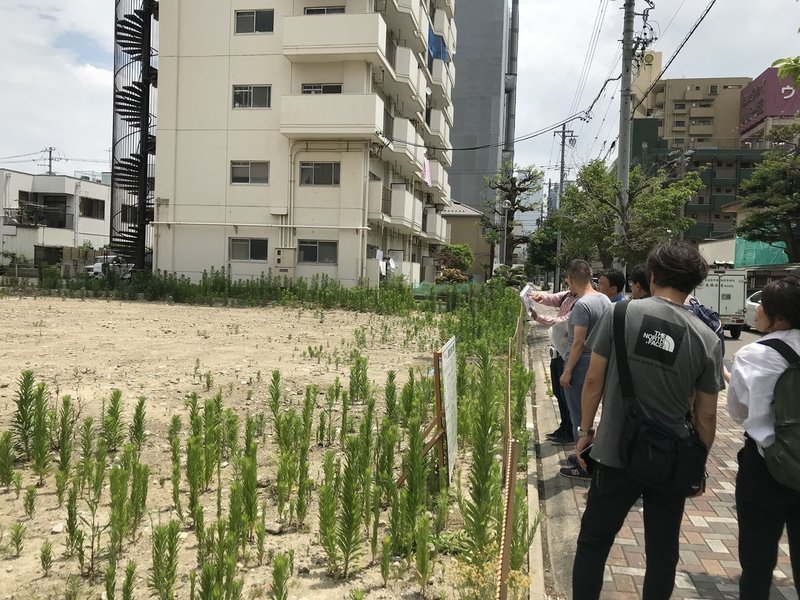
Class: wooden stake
496,440,519,600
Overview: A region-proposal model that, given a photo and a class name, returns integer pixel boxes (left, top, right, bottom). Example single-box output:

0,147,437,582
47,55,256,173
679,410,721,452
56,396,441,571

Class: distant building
631,118,764,242
450,0,512,213
441,201,491,282
740,67,800,146
632,51,751,150
0,169,110,265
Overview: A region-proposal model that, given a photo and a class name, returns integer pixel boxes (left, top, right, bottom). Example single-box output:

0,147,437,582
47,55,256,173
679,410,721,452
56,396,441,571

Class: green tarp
734,237,789,268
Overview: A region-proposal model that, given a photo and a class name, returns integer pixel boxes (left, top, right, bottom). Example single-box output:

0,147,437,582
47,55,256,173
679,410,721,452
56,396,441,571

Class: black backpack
757,338,800,491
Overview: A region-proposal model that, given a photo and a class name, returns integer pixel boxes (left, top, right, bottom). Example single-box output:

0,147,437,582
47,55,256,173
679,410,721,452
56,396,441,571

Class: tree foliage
553,159,702,267
735,125,800,262
433,244,473,272
483,162,544,266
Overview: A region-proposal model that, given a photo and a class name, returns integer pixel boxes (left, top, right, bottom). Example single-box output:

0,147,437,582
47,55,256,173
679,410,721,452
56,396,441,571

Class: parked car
84,255,133,280
744,291,762,331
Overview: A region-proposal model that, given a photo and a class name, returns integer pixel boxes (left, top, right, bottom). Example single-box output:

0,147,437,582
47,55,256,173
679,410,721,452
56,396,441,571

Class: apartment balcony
384,117,425,176
429,58,454,105
411,196,423,234
711,194,737,212
686,222,713,240
380,46,425,114
689,124,715,137
685,89,705,101
428,159,449,202
432,10,457,55
426,107,449,149
423,210,442,240
385,0,427,56
280,94,384,140
686,203,710,214
689,107,715,118
389,187,415,231
283,13,388,64
440,0,455,21
368,180,392,223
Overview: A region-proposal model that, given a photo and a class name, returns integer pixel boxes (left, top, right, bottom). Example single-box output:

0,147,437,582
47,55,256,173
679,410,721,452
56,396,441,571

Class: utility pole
617,0,636,251
554,124,575,289
46,147,55,175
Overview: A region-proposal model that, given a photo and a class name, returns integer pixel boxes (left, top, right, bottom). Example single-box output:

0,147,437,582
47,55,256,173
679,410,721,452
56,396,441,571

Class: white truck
693,268,748,339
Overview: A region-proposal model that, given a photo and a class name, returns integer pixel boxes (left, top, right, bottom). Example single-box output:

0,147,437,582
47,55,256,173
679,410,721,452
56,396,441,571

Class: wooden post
496,440,520,600
502,337,513,485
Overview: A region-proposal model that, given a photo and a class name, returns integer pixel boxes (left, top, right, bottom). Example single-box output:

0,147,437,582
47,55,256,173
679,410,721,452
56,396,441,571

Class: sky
0,0,797,182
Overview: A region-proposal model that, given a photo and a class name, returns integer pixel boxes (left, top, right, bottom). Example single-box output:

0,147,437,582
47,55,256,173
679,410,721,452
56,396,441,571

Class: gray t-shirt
565,293,612,362
587,297,725,468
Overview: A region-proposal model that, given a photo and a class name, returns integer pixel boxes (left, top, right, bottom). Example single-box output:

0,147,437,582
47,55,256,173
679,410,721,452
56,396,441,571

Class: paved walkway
527,324,798,600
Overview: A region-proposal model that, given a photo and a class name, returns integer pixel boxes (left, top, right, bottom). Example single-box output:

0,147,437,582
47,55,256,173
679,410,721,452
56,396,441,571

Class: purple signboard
740,67,800,133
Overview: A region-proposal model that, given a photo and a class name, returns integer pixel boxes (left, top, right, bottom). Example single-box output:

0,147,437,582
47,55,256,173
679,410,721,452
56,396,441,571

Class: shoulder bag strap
613,300,636,400
757,338,800,365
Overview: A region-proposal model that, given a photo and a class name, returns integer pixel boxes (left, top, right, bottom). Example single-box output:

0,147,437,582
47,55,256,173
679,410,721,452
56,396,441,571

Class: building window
79,197,105,219
699,101,713,107
233,85,271,108
723,84,742,90
674,120,685,127
230,238,268,261
231,161,270,184
674,103,686,110
299,162,340,186
298,240,338,264
301,83,343,94
304,6,345,14
674,137,685,145
234,10,274,33
366,244,378,259
709,84,719,95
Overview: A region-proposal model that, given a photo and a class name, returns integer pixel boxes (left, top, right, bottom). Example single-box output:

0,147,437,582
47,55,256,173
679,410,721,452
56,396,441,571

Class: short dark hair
646,241,708,294
629,264,650,295
761,277,800,329
600,268,625,293
566,259,592,284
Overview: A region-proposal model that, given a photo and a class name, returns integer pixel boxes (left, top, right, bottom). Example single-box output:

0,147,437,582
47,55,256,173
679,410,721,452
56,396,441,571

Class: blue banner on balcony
427,26,448,71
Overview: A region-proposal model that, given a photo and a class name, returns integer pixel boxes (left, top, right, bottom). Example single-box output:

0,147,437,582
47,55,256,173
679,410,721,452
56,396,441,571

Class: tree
735,125,800,263
433,244,473,272
483,162,544,266
525,216,558,280
553,159,703,267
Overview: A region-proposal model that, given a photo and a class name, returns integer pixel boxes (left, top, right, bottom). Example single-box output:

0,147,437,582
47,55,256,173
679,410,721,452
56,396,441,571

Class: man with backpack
727,270,800,599
570,241,724,599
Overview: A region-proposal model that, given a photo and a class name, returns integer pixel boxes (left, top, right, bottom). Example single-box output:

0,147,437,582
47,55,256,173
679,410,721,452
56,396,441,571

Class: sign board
440,336,458,483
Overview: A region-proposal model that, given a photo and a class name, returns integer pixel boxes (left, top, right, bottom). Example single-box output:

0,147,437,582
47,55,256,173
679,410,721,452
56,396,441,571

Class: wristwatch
577,427,595,437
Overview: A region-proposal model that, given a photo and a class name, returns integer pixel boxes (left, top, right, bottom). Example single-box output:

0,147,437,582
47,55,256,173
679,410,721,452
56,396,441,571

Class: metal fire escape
111,0,159,269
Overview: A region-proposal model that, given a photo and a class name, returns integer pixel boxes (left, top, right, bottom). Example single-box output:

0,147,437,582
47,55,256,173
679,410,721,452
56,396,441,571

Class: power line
569,0,612,116
630,0,718,118
0,151,43,161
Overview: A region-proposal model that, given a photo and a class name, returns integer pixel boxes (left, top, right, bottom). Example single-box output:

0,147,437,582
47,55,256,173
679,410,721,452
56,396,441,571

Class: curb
527,333,548,599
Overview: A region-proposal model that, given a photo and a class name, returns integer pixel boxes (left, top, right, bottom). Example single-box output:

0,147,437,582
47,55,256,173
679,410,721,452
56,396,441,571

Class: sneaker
559,465,591,480
548,432,574,446
567,454,578,466
544,428,563,440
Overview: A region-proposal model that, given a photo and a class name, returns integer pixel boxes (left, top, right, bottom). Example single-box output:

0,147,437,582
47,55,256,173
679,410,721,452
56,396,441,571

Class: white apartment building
0,169,111,265
153,0,456,286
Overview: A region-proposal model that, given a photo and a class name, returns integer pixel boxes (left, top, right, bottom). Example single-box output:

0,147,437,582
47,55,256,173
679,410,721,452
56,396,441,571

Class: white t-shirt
727,329,800,449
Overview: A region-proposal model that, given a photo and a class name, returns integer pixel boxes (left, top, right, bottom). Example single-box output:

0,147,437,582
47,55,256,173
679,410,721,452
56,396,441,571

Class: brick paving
528,326,798,600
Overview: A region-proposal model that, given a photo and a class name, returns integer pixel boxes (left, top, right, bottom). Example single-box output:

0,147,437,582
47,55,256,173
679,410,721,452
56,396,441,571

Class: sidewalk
527,324,798,600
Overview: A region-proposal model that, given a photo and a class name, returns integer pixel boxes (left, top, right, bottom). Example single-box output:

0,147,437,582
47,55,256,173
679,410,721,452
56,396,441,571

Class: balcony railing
281,94,385,140
4,208,74,229
283,13,387,64
382,186,392,215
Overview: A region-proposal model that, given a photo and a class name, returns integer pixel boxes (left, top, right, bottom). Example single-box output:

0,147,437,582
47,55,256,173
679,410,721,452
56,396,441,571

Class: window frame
230,161,270,185
303,6,346,15
299,162,341,186
79,197,106,220
232,84,272,109
298,240,338,264
229,237,269,262
300,83,343,95
234,9,275,34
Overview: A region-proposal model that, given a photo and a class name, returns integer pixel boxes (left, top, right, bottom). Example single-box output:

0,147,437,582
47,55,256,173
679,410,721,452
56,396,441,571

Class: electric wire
630,0,718,118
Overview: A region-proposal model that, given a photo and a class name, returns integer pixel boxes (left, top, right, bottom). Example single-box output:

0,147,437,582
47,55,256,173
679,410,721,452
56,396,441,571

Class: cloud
515,0,800,182
0,1,113,175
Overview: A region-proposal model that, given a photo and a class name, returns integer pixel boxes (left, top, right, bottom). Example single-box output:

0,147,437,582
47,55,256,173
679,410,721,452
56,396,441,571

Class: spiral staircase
111,0,159,269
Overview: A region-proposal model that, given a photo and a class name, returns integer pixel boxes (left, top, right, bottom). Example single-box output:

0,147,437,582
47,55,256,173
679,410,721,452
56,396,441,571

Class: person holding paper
529,286,579,445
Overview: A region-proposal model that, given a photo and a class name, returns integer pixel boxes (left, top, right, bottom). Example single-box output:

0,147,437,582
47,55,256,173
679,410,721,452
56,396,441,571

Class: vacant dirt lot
0,295,448,599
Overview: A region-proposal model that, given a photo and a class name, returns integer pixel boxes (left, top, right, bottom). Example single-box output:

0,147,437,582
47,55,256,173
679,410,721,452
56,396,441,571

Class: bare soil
0,295,455,600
